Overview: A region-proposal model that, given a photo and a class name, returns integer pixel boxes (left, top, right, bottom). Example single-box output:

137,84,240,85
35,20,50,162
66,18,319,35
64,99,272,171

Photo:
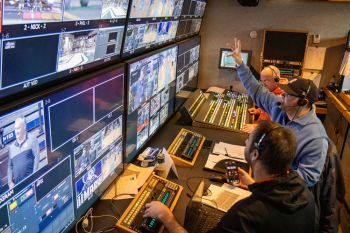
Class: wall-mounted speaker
237,0,259,7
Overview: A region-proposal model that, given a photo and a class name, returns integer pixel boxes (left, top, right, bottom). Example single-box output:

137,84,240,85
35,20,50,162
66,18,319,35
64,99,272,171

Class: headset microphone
276,101,299,108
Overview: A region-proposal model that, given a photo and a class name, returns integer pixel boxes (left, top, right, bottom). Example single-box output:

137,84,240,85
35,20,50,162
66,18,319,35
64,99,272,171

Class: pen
225,147,229,157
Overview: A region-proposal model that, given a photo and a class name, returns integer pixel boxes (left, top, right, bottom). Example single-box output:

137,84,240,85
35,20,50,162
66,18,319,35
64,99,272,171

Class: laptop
184,180,225,233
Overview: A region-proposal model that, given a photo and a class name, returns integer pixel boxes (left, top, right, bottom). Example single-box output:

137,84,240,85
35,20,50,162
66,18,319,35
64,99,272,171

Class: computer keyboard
185,203,225,233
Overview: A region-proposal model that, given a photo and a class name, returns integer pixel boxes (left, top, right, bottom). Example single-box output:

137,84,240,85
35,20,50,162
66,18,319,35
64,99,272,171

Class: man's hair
249,121,296,174
15,117,27,130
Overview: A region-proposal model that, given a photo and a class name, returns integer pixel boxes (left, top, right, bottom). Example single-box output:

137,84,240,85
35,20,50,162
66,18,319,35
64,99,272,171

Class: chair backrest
311,139,345,233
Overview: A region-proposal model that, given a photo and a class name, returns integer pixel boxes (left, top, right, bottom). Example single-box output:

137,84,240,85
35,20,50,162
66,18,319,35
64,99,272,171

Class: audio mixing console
116,174,183,233
193,91,251,132
167,128,205,167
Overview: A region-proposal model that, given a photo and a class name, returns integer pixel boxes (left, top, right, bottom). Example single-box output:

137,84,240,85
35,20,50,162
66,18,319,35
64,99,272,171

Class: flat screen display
0,0,129,101
126,45,177,162
219,49,251,69
263,30,308,62
175,0,205,39
175,36,200,110
0,64,125,233
122,0,183,57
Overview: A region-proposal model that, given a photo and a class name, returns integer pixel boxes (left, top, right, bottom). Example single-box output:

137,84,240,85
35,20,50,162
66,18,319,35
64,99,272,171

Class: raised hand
227,38,243,65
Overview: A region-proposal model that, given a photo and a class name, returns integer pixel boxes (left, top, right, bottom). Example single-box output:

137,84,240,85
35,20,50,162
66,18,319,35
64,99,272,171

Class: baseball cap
278,78,318,104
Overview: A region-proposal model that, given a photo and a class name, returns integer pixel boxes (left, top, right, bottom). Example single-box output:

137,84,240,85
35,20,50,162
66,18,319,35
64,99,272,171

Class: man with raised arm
229,38,328,187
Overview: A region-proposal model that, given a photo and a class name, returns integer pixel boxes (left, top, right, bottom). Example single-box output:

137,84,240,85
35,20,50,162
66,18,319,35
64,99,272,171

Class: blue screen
126,45,177,162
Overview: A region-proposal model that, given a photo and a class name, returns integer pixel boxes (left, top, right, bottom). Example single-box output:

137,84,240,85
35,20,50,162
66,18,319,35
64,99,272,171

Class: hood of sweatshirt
248,170,313,214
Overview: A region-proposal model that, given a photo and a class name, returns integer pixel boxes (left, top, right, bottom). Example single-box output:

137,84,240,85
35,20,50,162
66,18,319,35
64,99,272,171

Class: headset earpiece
265,65,280,83
254,126,282,151
297,80,311,106
297,98,308,106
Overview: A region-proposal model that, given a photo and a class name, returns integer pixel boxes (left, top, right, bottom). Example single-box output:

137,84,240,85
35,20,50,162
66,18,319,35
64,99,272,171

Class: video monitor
219,49,251,69
126,45,177,163
180,0,206,17
122,0,184,57
0,0,130,101
175,36,200,110
176,18,202,39
263,30,308,62
0,64,124,233
129,0,184,18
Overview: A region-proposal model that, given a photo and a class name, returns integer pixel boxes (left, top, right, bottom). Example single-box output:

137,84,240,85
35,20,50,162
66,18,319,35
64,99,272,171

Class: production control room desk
71,112,248,233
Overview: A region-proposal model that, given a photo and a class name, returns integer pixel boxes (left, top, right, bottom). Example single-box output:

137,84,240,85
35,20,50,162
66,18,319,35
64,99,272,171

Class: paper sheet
212,142,245,160
303,47,326,70
114,174,138,200
302,71,321,88
206,86,225,94
163,148,179,178
124,163,155,188
176,90,192,98
340,51,350,76
201,184,251,212
204,153,246,170
101,173,139,200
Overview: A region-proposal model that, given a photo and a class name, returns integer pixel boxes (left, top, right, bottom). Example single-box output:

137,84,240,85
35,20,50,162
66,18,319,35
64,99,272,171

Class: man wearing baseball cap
228,38,328,187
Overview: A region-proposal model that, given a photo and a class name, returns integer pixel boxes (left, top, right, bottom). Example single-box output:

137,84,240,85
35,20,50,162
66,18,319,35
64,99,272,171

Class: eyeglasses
259,79,273,83
282,93,299,98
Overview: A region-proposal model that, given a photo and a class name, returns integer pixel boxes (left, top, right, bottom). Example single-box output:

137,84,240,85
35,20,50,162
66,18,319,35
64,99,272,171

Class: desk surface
71,112,248,233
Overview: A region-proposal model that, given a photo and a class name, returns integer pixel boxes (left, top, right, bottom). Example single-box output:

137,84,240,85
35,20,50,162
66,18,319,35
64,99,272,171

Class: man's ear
250,148,260,162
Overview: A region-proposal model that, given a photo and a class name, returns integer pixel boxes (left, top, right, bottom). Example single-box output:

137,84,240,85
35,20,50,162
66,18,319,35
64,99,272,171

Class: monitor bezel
347,30,350,51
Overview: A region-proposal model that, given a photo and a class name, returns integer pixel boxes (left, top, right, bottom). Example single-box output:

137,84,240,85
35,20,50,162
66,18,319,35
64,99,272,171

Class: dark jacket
208,171,315,233
311,140,345,233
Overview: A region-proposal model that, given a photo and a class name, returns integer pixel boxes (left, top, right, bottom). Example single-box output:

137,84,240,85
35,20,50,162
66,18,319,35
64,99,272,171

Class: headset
254,126,282,151
297,80,311,106
265,65,280,83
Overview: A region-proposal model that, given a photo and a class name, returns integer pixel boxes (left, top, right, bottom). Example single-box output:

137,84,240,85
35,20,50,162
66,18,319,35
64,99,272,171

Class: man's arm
228,38,281,116
293,138,328,187
143,201,187,233
236,63,281,115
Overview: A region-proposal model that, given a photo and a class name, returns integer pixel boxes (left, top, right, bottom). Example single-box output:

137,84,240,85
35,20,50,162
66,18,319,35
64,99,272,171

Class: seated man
143,121,315,233
243,65,284,133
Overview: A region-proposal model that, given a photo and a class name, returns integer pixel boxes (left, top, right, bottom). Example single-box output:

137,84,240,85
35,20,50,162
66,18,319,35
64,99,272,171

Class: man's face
280,92,300,112
260,69,277,92
14,121,26,142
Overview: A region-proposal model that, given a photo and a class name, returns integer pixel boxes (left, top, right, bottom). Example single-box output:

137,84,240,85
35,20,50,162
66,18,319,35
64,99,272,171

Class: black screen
263,31,308,62
126,45,177,163
0,0,129,100
0,65,125,233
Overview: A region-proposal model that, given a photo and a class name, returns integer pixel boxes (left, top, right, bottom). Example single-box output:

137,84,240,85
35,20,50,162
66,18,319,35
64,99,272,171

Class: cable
75,208,120,233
